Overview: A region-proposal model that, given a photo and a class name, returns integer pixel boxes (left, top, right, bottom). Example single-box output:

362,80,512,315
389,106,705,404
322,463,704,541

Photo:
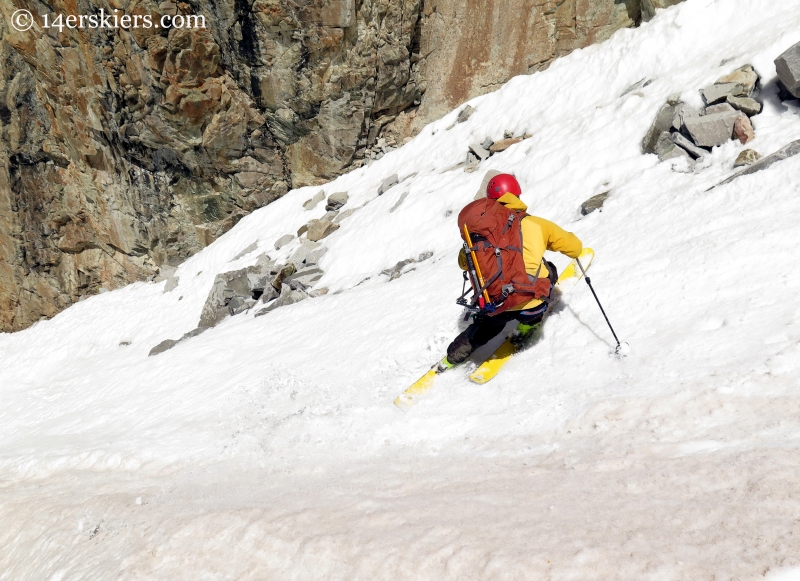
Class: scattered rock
642,102,682,153
468,142,491,161
378,174,399,195
232,242,259,260
671,132,708,160
381,251,433,281
713,139,800,189
733,149,761,167
271,264,296,291
481,137,494,150
705,102,736,115
334,208,357,224
775,42,800,99
164,276,180,292
621,78,653,97
390,191,410,213
717,65,759,96
149,338,178,357
701,82,745,105
672,104,700,132
297,224,309,237
489,138,522,153
154,265,177,283
305,247,328,266
684,110,739,147
274,234,294,250
227,296,255,316
306,220,340,242
303,191,326,210
258,285,279,303
654,132,682,161
288,239,321,267
325,192,349,211
254,285,310,316
285,266,324,288
580,192,610,216
149,326,209,357
457,105,475,123
726,95,762,116
733,113,755,144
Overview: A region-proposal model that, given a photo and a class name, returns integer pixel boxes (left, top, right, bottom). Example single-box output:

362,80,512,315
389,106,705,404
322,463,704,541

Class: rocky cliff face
0,0,681,332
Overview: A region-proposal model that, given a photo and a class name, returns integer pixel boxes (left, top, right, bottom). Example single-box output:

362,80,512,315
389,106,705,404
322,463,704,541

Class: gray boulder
227,296,256,316
154,265,177,283
726,95,762,116
776,42,800,98
671,132,707,160
288,238,321,267
381,252,433,281
469,142,491,161
305,246,328,266
378,174,399,195
704,102,735,115
716,65,759,96
481,137,494,150
456,105,475,123
701,82,745,105
334,208,357,224
713,139,800,189
325,192,349,211
149,326,210,357
580,192,609,216
671,104,700,132
303,191,326,210
306,220,340,242
642,102,681,153
285,266,324,288
274,234,294,250
149,338,178,357
232,242,259,260
684,110,739,147
654,132,684,161
733,149,761,168
164,276,180,293
255,285,310,317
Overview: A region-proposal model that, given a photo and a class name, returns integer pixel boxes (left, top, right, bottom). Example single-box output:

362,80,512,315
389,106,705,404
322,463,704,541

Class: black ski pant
446,303,549,364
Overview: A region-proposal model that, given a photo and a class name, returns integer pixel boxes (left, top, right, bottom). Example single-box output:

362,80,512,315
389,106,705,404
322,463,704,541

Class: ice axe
576,258,629,356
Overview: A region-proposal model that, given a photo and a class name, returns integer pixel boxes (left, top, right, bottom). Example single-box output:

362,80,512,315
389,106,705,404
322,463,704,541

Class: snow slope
3,0,800,578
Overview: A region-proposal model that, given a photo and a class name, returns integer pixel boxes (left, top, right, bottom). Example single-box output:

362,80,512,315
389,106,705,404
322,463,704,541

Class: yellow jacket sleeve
520,216,583,279
526,216,583,259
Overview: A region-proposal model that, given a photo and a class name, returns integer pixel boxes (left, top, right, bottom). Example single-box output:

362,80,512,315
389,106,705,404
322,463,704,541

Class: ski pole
576,258,623,352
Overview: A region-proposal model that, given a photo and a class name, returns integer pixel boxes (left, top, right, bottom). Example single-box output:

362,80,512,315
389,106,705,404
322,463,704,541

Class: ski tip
468,371,490,384
394,394,414,409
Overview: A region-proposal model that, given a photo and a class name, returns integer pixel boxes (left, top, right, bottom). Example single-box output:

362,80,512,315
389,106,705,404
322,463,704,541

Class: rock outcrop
0,0,685,331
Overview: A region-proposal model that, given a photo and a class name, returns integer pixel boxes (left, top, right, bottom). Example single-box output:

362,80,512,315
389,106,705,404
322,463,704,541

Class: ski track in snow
3,0,800,578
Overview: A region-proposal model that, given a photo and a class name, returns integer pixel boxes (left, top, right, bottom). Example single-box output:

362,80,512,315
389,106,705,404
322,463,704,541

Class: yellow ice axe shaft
463,224,491,305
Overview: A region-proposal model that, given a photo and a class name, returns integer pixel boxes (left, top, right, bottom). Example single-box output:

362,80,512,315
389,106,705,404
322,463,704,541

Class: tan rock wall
0,0,682,331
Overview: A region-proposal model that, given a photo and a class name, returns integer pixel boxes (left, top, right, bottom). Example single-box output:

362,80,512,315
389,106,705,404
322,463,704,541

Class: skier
438,173,583,371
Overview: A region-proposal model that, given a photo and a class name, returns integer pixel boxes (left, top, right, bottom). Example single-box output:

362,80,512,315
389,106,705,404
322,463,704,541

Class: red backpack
457,198,555,316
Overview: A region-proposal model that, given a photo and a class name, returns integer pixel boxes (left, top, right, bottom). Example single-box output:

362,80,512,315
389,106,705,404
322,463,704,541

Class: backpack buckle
501,284,514,298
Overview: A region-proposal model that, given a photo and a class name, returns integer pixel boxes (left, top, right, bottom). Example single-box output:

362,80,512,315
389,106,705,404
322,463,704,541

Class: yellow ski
394,369,438,408
469,248,595,384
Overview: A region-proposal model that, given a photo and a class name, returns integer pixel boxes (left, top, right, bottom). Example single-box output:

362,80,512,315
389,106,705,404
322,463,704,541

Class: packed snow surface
3,0,800,578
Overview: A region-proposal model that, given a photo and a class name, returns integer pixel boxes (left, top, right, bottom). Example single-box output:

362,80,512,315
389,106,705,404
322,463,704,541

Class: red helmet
486,173,522,199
